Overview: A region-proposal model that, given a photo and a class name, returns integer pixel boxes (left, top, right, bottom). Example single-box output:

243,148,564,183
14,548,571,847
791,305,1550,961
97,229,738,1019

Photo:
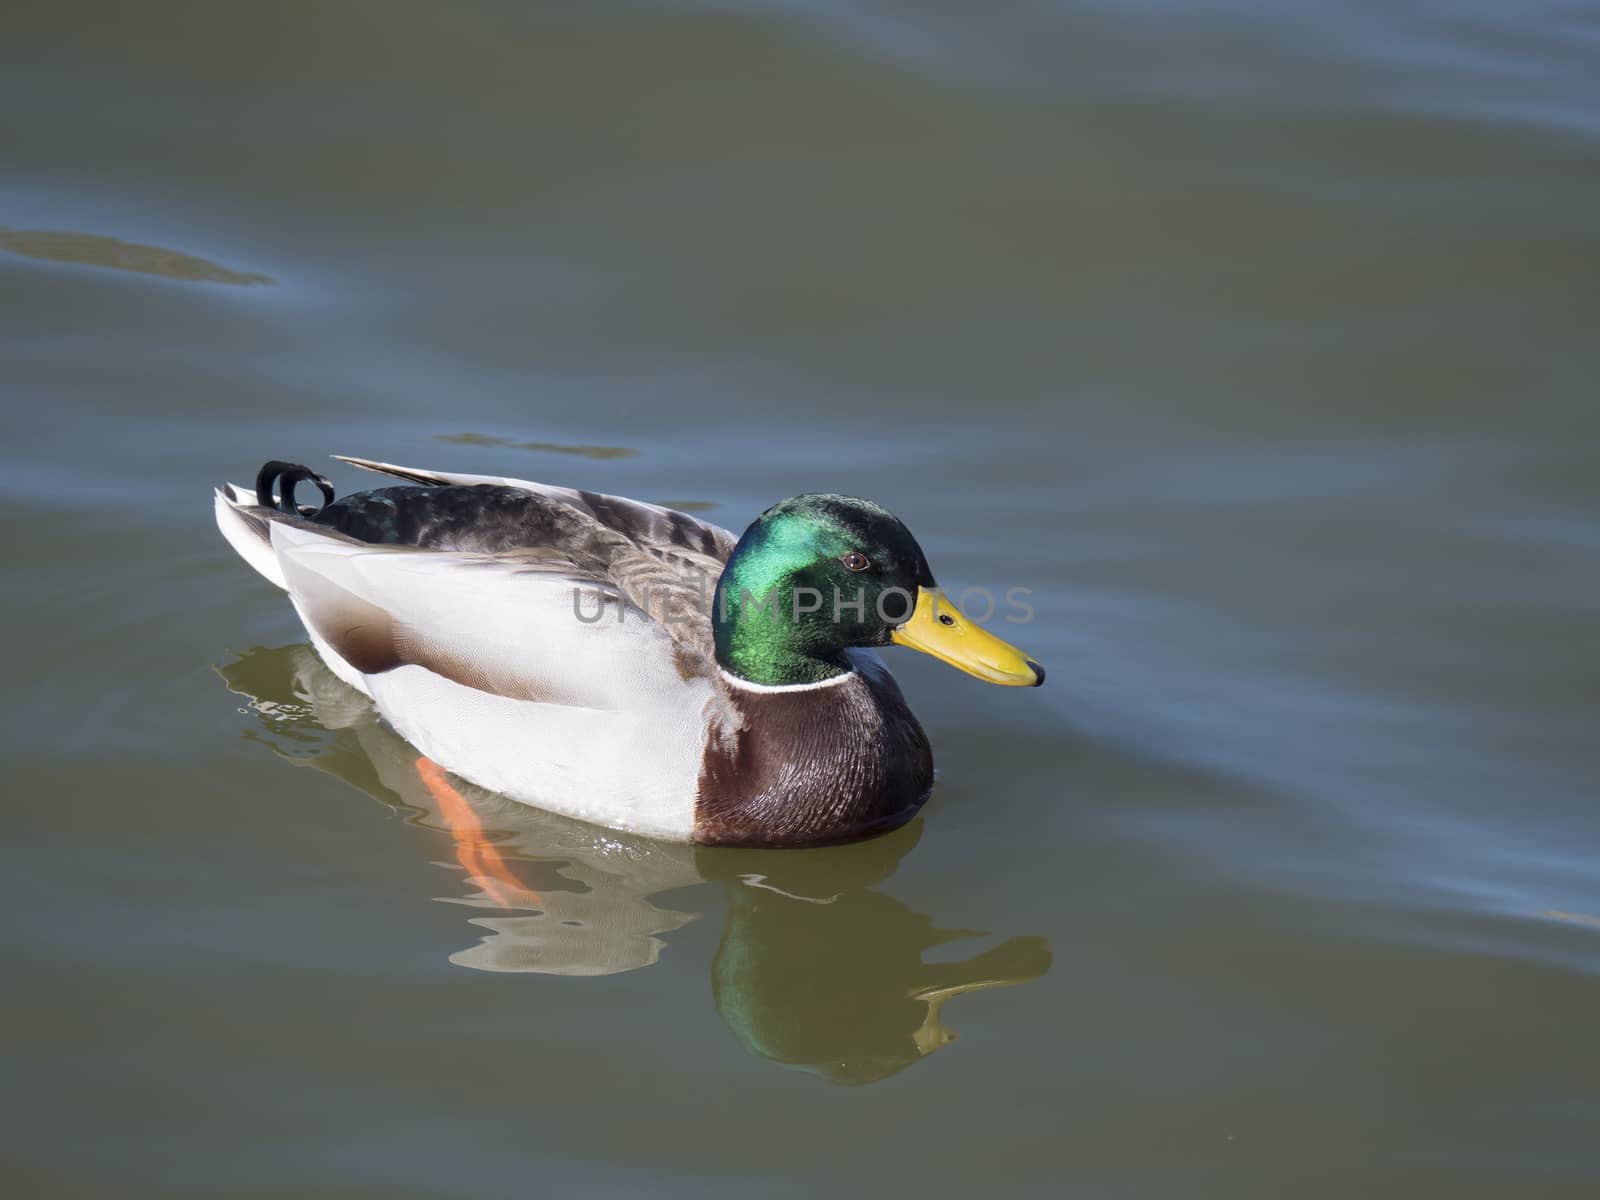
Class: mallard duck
215,456,1043,847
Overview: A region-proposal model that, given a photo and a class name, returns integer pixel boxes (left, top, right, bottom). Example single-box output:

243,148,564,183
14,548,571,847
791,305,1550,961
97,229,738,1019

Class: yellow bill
891,587,1044,687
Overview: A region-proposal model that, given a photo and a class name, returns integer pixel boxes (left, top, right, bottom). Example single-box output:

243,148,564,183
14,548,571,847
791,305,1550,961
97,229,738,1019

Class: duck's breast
693,656,933,847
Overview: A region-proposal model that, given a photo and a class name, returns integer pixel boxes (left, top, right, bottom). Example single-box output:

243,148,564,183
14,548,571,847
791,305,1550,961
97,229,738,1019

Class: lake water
4,2,1599,1195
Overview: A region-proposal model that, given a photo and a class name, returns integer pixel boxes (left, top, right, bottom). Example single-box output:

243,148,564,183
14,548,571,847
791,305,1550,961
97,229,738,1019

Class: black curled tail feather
255,460,336,517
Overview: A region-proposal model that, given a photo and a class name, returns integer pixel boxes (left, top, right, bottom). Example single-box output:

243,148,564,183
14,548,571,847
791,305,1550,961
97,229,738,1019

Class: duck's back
312,481,734,562
313,484,590,554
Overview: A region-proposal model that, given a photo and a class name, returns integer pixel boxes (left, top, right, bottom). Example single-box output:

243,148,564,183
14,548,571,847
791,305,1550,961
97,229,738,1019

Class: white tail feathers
214,484,288,590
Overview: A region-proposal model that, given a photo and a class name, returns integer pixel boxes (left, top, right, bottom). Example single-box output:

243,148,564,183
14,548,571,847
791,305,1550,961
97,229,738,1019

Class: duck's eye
841,551,871,572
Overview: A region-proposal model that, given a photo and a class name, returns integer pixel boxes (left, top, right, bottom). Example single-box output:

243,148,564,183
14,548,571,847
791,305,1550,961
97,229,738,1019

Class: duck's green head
712,494,1044,688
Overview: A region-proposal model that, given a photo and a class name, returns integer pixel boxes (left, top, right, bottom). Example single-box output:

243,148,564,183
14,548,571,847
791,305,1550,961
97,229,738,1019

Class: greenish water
4,1,1599,1195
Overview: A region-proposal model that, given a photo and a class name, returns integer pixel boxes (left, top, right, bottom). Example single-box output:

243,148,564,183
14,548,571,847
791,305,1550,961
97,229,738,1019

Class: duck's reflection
703,845,1050,1084
220,644,1051,1084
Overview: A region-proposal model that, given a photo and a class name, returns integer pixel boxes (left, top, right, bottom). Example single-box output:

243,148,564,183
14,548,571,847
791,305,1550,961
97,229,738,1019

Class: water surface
4,2,1599,1196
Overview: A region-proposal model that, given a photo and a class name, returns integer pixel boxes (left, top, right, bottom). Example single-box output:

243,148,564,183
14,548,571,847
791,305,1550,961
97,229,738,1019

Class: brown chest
693,673,933,847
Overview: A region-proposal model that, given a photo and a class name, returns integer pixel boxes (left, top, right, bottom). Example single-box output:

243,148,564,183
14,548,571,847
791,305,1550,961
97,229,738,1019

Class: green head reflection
697,829,1050,1084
